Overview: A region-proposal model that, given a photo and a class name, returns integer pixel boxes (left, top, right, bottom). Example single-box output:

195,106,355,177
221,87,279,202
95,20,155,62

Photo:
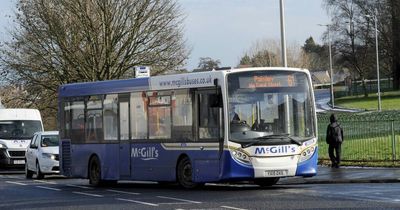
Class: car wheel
25,162,33,179
36,162,44,179
89,156,102,186
177,157,202,189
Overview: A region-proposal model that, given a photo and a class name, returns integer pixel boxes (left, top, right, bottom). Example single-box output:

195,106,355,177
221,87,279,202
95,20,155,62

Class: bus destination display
240,74,297,88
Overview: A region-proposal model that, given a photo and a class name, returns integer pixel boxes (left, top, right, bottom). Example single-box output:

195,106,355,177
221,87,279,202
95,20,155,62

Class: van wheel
25,162,33,179
177,157,201,189
36,162,44,179
89,156,102,186
254,178,280,187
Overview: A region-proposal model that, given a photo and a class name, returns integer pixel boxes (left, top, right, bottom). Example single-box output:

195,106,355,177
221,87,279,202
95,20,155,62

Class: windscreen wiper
242,133,302,148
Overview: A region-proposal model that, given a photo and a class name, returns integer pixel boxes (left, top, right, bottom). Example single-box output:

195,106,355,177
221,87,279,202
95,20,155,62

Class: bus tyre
36,162,44,179
254,177,280,187
177,157,200,189
25,162,33,179
89,156,102,186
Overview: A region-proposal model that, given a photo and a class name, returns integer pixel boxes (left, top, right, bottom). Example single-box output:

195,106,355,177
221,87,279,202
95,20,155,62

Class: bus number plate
264,170,287,177
13,160,25,164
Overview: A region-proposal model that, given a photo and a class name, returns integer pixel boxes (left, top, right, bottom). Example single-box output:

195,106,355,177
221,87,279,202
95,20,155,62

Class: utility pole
280,0,287,67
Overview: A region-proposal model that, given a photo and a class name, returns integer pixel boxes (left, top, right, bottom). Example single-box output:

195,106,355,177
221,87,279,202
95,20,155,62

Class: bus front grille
8,151,26,157
61,140,71,176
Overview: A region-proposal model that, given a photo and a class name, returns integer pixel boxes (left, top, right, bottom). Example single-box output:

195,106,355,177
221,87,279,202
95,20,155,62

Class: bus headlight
298,146,316,163
0,143,7,149
231,149,251,164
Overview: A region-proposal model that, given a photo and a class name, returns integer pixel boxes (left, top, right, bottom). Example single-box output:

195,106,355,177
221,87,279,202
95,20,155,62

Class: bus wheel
254,178,280,187
36,162,44,179
177,157,200,189
25,162,33,179
89,156,102,186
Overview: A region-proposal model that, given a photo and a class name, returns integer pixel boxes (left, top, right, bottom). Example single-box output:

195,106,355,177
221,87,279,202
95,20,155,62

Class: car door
26,134,38,170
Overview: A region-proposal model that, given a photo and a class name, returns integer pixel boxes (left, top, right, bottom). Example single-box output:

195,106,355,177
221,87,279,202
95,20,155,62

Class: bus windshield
0,120,42,139
227,70,315,145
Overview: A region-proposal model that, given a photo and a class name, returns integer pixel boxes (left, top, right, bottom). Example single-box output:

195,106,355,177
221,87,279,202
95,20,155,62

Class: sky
0,0,330,71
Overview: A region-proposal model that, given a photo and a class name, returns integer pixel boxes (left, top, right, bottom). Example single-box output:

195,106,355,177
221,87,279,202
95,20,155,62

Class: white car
25,131,59,179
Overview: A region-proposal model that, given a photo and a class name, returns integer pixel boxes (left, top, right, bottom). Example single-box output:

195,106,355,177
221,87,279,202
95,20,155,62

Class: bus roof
0,109,42,121
58,67,310,97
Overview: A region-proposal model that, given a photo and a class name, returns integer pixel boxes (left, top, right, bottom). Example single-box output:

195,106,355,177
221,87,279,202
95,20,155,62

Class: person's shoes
335,163,340,168
331,163,337,168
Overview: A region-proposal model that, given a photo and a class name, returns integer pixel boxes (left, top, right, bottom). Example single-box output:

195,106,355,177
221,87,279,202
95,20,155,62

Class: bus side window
86,96,103,142
130,92,148,140
172,89,193,142
148,92,171,140
71,101,85,143
103,94,118,141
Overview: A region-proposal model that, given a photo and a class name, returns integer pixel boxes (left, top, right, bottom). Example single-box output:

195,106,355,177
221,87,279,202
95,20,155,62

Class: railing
317,111,400,165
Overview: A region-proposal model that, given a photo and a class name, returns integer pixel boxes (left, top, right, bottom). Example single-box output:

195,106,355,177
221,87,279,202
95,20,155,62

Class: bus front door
118,94,131,178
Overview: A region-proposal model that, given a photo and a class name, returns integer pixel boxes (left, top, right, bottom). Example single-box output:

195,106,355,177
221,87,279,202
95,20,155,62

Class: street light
366,9,382,111
318,24,335,108
279,0,287,67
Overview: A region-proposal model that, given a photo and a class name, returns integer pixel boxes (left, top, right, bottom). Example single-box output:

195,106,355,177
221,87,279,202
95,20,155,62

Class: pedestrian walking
326,114,344,168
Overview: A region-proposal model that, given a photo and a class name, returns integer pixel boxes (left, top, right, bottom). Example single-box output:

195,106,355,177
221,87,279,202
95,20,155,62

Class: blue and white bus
58,67,317,188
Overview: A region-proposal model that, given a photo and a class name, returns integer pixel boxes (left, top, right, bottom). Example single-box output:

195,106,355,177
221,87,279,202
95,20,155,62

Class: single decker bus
58,67,318,188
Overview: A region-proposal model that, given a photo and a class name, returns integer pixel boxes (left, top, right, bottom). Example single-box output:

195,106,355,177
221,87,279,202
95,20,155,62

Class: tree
196,57,220,71
0,0,188,129
238,39,309,68
391,0,400,90
301,37,330,71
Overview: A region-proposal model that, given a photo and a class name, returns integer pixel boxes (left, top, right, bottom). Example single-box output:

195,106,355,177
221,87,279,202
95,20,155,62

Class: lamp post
280,0,287,67
318,24,335,108
368,9,382,111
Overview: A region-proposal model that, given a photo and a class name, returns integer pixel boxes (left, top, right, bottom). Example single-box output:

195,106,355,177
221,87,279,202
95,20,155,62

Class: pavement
279,165,400,185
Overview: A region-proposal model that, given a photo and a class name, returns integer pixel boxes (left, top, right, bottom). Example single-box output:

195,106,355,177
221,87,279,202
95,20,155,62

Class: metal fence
317,111,400,165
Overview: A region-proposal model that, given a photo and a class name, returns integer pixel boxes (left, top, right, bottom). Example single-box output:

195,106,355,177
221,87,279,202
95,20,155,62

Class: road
0,173,399,209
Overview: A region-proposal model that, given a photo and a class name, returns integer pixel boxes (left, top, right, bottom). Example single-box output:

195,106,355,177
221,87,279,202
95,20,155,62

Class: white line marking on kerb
221,206,248,210
107,189,140,195
73,191,104,197
116,198,159,206
66,184,93,189
5,181,27,186
157,196,202,204
34,180,57,185
36,186,61,191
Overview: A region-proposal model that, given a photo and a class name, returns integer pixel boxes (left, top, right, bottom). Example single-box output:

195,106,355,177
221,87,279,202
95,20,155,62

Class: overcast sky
0,0,330,71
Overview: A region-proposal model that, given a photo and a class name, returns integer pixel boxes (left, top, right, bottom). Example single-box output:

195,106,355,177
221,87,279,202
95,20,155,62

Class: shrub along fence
317,111,400,166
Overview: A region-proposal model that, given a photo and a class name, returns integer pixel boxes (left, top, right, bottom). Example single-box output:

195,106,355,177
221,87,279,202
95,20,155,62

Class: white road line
5,181,27,186
36,186,61,191
73,191,104,197
34,180,57,185
157,196,202,204
116,198,159,206
66,184,94,189
221,206,248,210
107,189,140,195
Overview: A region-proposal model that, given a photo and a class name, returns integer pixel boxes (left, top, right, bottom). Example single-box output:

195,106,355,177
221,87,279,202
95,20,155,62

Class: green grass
335,91,400,110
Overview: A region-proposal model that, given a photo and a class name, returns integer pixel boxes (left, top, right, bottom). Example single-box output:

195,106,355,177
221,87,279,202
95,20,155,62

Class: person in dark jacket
326,114,344,168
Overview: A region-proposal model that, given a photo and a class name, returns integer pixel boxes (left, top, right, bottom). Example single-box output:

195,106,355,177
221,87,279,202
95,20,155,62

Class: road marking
5,181,27,186
34,180,57,185
221,206,248,210
107,189,140,195
73,191,104,197
36,186,61,191
157,196,201,204
65,184,93,189
116,198,159,206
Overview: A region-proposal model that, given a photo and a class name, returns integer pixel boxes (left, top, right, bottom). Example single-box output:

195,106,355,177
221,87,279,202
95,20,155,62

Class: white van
0,109,43,167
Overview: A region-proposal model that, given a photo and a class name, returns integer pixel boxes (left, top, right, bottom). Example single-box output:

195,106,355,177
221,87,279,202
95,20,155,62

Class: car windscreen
0,120,42,139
